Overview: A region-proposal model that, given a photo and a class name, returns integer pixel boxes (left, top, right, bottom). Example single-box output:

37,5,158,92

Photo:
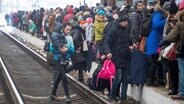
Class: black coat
71,26,85,50
104,21,131,69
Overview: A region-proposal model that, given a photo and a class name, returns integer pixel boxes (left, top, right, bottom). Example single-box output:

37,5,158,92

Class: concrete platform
1,26,184,104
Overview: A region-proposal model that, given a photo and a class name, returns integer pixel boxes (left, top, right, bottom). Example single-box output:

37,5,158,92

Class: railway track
0,64,11,104
0,30,109,104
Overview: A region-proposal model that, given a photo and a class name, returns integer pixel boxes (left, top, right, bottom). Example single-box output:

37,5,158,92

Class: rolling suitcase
129,49,148,85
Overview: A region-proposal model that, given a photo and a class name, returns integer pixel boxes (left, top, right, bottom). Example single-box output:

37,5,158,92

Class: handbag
161,43,176,60
83,40,88,51
81,33,88,51
139,37,147,52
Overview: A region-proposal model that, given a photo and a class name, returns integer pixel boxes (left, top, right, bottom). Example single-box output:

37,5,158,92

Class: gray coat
129,11,145,43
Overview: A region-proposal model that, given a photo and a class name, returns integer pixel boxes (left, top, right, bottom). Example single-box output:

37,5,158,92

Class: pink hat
179,0,184,10
86,17,93,24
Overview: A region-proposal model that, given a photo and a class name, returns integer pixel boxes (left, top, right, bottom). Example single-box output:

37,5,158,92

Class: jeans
110,68,128,100
51,60,69,96
177,58,184,97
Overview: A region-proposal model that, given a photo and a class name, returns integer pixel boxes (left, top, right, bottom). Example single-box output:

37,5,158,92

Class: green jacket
28,23,37,33
94,15,106,42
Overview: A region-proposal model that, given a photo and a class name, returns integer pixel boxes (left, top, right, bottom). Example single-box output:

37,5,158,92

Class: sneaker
50,95,57,100
60,61,67,65
171,95,184,100
66,95,71,103
168,90,178,95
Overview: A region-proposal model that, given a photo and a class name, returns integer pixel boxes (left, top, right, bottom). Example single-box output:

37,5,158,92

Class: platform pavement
1,26,184,104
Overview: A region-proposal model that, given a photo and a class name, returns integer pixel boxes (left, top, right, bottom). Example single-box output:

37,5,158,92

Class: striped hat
79,20,88,28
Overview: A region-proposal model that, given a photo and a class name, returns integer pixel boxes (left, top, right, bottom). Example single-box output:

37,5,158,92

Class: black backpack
141,16,152,37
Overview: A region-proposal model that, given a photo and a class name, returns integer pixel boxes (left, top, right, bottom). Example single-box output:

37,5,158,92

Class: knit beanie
86,17,93,24
105,6,112,12
79,20,88,28
106,10,113,20
97,4,105,10
169,2,178,14
97,9,105,15
118,14,129,22
162,1,171,12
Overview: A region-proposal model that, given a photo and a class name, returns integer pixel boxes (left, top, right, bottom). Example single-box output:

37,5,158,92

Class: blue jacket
50,24,74,60
146,11,166,55
50,25,67,60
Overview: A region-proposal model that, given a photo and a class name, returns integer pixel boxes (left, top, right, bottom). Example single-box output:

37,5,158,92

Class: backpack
96,59,115,89
141,16,152,37
87,62,110,93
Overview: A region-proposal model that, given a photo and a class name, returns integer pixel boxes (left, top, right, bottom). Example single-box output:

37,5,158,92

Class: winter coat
50,25,67,60
104,21,131,69
28,22,37,33
63,8,74,24
48,14,55,34
71,26,85,50
94,15,106,42
100,19,115,55
164,10,184,58
85,24,93,43
129,11,145,43
65,35,75,55
145,10,166,55
33,13,42,26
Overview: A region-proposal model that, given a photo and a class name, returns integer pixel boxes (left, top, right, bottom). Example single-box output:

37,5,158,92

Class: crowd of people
4,0,184,103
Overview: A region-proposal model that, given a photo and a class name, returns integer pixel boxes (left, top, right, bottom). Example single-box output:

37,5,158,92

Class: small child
60,32,74,64
59,34,68,65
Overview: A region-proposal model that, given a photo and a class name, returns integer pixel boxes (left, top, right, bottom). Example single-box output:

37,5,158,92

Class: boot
66,95,71,103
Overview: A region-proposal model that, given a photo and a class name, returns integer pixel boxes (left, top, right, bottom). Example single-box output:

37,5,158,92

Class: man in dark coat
104,14,131,104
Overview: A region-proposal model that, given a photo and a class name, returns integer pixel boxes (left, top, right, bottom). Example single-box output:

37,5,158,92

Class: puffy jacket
146,10,166,55
104,21,131,69
50,25,67,60
94,15,106,42
129,11,143,43
71,25,85,50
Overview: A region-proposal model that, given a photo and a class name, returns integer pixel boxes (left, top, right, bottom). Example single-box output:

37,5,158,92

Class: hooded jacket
164,10,184,58
63,7,75,24
94,15,106,42
50,25,67,60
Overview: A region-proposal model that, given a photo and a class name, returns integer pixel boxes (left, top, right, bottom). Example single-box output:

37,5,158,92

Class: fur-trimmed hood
178,9,184,22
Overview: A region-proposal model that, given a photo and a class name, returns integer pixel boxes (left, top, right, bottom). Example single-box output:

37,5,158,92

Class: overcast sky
22,0,101,10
